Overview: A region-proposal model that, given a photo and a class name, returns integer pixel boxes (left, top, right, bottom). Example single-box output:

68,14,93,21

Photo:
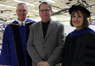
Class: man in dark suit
27,2,64,66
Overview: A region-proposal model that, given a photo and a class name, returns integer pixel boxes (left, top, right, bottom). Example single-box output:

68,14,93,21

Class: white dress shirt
16,19,27,26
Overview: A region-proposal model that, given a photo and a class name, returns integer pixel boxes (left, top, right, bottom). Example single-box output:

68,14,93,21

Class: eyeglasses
17,9,27,12
39,9,50,12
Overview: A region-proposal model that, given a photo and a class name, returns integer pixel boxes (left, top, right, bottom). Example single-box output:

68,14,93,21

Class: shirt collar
16,19,27,26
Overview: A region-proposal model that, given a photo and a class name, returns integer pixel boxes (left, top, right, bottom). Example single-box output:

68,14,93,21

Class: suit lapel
45,20,54,40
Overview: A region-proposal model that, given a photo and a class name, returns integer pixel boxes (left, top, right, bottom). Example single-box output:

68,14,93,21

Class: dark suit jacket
27,20,64,66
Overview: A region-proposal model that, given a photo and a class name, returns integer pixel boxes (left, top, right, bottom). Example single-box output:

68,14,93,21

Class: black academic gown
63,27,95,66
0,19,36,66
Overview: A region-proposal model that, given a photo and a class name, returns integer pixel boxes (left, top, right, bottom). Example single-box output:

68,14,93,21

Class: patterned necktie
21,22,23,26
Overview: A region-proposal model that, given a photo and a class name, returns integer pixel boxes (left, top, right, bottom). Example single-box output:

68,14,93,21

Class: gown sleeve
0,25,11,65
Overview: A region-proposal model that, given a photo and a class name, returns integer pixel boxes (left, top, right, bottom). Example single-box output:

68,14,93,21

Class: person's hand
37,61,50,66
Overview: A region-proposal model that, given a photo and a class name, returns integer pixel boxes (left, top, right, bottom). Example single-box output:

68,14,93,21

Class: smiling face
39,4,53,22
71,10,84,30
16,3,28,21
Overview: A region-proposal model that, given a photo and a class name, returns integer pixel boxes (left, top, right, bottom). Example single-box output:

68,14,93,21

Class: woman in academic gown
63,5,95,66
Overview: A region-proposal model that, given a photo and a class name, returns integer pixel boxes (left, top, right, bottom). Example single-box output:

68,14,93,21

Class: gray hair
16,3,27,11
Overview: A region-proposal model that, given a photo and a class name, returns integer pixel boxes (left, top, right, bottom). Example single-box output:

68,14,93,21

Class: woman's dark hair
70,10,89,28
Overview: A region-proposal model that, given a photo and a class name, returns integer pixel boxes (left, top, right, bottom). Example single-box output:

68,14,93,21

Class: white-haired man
0,3,36,66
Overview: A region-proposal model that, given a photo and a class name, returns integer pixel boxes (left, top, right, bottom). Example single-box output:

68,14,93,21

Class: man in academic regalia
0,3,36,66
